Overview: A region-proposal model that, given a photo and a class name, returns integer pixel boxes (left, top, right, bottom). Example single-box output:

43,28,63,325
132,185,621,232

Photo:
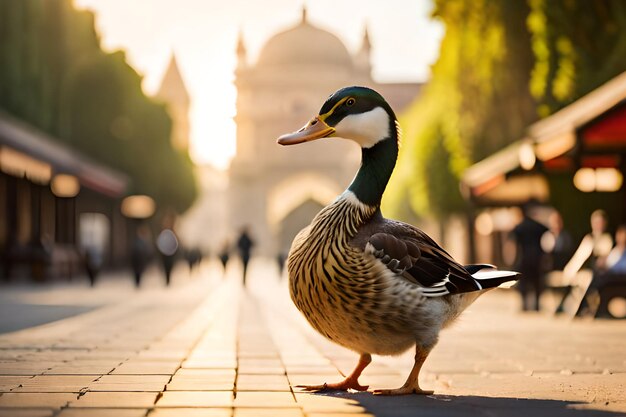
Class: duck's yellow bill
277,117,335,146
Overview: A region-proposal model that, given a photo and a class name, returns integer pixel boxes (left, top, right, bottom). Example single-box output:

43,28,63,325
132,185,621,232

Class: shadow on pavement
301,391,621,417
0,302,97,334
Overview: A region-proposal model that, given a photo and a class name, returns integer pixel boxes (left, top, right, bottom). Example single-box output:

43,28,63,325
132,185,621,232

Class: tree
385,0,535,220
0,0,197,213
528,0,626,116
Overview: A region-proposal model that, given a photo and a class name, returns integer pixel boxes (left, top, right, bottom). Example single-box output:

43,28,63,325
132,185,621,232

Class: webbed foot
297,379,369,392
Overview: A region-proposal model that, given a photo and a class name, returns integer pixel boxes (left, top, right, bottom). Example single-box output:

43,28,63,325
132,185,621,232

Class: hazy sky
74,0,443,168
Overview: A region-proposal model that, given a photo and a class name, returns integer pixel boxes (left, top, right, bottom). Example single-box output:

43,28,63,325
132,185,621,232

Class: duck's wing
353,216,517,297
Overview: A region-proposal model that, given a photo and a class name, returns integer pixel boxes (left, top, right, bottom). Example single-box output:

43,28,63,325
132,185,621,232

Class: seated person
555,209,613,315
576,224,626,317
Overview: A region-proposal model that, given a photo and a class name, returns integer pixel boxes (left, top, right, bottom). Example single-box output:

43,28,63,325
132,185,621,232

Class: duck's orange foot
373,386,433,396
296,379,369,392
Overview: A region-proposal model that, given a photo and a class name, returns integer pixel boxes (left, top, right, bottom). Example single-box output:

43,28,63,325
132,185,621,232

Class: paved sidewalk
0,259,624,416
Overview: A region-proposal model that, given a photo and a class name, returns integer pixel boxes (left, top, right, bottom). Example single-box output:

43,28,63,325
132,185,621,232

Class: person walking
218,240,230,276
237,227,254,286
131,224,153,288
156,213,179,286
512,202,548,311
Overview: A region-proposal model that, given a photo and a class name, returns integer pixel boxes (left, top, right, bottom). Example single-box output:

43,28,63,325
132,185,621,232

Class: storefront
0,111,129,281
462,72,626,263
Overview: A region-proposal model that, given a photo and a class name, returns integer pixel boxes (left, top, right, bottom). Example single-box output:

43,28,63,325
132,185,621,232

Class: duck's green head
277,86,397,148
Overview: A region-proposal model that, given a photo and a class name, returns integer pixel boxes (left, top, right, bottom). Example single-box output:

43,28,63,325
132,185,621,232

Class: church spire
356,24,372,73
157,53,190,106
236,30,247,70
360,25,371,52
155,52,190,151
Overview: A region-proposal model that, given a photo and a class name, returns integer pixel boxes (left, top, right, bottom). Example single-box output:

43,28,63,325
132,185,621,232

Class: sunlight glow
73,0,443,168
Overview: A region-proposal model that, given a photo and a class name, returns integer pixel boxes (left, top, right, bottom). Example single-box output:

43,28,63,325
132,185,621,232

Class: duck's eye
346,98,355,107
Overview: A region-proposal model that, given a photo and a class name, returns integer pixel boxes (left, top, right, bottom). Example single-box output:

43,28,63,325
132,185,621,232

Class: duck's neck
347,126,398,207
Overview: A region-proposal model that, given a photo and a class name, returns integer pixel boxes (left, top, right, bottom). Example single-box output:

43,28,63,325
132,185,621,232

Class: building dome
257,13,352,69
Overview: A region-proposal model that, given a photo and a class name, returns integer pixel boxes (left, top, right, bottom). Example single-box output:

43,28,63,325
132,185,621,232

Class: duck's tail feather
469,268,520,290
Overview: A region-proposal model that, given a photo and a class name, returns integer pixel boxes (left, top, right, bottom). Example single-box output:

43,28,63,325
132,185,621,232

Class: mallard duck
277,86,519,395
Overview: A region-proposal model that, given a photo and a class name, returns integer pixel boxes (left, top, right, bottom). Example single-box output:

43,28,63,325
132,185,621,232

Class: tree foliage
386,0,535,220
385,0,626,221
528,0,626,116
0,0,197,213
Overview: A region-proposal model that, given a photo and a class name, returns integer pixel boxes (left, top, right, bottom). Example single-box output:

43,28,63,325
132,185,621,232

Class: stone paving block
0,362,54,376
0,409,54,417
94,375,171,385
237,351,280,359
0,376,31,392
238,359,283,368
186,353,237,362
166,378,234,391
181,359,237,369
237,366,286,375
281,357,332,367
89,374,169,392
234,391,297,407
68,392,158,408
88,383,166,392
18,352,81,362
13,375,97,393
170,374,234,384
236,374,291,391
471,359,521,374
155,391,233,407
422,361,483,375
112,361,180,375
0,392,75,408
284,366,339,375
76,350,138,361
136,351,188,361
287,373,344,387
293,393,366,414
174,369,236,378
44,365,116,375
234,408,304,417
57,409,147,417
148,408,231,417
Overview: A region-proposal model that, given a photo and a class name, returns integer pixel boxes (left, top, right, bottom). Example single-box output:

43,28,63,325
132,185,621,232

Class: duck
277,86,519,395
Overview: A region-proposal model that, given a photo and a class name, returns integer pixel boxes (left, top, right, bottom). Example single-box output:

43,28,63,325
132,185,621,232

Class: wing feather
362,220,482,297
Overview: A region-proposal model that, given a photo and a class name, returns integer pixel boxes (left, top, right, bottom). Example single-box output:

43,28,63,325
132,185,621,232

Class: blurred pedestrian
277,251,286,278
219,241,230,275
563,210,613,277
84,246,103,287
237,226,254,286
541,211,575,272
156,213,179,286
556,209,613,314
131,224,153,287
575,224,626,317
511,201,548,311
185,247,202,273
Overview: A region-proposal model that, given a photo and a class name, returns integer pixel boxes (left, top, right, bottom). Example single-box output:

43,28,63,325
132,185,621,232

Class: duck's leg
373,347,433,395
297,353,371,392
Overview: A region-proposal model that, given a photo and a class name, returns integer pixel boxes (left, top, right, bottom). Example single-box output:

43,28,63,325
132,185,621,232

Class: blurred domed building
230,8,422,257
